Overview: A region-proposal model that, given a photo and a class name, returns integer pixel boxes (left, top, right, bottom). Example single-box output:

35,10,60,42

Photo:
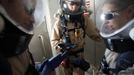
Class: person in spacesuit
0,0,45,75
51,0,101,75
99,0,134,74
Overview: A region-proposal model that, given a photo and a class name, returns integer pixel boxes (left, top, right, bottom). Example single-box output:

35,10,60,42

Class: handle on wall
38,34,47,59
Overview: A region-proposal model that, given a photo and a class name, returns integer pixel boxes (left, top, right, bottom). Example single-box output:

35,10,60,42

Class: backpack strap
60,14,85,39
60,15,71,44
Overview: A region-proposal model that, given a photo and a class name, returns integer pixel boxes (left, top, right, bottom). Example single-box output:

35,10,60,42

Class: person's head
101,0,134,32
60,0,85,15
99,0,134,38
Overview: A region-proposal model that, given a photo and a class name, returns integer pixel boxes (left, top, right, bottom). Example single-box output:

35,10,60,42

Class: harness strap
60,14,85,38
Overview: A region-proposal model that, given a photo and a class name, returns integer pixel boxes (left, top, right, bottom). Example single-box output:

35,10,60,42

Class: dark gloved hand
115,51,134,73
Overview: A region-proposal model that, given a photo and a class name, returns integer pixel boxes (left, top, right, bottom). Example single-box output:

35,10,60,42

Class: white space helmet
100,15,134,39
59,0,85,15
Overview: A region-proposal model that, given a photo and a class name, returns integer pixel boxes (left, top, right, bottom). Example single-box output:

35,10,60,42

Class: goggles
67,1,81,6
101,11,119,20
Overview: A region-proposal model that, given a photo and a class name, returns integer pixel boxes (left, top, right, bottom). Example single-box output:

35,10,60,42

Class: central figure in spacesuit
50,0,101,75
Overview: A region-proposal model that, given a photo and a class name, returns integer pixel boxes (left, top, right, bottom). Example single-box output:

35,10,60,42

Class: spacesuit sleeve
84,16,102,42
50,19,63,52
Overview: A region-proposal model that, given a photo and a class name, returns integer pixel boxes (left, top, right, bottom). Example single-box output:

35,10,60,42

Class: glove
116,51,134,73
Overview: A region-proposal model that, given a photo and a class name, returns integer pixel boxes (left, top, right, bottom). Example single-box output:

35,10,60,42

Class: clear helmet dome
96,10,134,39
59,0,85,15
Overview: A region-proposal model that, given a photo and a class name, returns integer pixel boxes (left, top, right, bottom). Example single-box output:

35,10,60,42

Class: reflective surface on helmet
100,18,134,38
101,11,119,21
60,0,84,15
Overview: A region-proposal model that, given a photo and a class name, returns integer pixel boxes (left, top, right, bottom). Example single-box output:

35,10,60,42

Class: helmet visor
61,0,84,15
100,18,134,38
99,11,131,38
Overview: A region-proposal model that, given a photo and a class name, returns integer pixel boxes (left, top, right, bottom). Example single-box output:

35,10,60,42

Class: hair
103,0,134,10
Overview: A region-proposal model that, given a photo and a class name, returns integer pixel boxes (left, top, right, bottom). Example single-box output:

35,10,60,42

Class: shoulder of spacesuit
54,9,63,20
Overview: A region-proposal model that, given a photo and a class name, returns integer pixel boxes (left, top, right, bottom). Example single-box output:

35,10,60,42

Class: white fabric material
129,28,134,40
118,65,134,75
104,48,119,68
